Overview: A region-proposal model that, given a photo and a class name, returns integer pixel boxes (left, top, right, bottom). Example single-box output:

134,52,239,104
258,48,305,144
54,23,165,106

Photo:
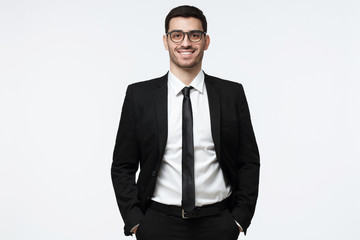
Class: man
111,5,260,240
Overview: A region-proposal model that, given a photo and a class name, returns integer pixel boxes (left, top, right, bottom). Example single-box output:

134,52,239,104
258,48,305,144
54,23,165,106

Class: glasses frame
167,30,207,43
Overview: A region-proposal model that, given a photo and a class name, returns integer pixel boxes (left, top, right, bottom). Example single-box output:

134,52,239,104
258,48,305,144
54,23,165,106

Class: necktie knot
182,86,193,98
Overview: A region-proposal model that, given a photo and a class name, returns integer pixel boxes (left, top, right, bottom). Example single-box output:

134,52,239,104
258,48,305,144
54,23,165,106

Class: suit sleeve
230,84,260,235
111,85,143,236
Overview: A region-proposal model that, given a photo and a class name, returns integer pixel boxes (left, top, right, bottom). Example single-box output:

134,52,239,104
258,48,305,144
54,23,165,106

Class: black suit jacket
111,73,260,236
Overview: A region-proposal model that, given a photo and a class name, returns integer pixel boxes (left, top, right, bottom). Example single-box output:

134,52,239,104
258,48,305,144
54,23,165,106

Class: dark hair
165,5,207,33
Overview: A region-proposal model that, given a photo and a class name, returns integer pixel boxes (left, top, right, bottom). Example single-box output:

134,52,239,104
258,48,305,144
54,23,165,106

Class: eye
171,31,183,39
191,33,201,38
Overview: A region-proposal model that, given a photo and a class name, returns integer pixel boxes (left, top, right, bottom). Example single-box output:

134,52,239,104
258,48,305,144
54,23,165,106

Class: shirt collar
168,70,205,96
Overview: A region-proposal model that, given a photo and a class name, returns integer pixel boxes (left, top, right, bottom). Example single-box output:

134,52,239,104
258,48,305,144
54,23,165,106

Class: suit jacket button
152,171,156,177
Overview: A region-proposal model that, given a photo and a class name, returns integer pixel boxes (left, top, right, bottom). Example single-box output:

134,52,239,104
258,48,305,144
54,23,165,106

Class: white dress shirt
152,70,232,206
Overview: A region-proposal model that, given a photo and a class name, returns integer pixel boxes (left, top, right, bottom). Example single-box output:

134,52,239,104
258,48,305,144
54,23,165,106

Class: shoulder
124,73,167,102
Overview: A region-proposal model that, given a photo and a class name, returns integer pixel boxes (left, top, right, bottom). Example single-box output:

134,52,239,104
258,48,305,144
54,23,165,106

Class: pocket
226,210,240,235
135,224,142,238
135,210,149,239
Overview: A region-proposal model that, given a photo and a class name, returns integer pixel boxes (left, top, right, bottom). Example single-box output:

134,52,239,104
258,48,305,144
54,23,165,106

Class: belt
149,198,229,219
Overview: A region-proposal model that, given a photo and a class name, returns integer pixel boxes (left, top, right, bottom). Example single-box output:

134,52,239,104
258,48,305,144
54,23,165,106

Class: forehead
168,17,203,32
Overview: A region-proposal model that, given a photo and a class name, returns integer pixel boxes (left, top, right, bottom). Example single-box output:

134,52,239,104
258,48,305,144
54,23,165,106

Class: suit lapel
205,74,221,160
154,73,168,160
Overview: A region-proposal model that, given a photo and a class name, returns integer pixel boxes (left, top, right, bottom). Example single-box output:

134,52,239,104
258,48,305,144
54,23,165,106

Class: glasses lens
189,31,202,42
170,31,184,42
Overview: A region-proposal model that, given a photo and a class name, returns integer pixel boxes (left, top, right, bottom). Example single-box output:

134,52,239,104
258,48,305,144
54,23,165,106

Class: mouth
177,49,196,56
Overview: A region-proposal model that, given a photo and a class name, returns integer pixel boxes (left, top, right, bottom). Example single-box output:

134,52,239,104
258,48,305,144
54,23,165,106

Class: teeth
180,52,192,55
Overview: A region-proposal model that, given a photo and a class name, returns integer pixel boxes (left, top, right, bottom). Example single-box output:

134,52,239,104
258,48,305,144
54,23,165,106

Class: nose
181,33,192,47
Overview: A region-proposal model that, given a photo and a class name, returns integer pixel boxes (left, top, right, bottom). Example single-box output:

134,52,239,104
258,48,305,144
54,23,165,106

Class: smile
177,50,195,55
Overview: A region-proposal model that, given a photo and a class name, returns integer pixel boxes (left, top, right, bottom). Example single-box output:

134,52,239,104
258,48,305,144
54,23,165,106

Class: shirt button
152,171,156,177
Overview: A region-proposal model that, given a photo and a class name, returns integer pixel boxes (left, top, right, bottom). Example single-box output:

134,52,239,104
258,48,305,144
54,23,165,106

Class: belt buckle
181,209,189,219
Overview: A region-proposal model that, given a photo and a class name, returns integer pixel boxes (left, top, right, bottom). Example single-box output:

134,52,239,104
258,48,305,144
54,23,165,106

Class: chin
176,59,199,68
176,63,198,69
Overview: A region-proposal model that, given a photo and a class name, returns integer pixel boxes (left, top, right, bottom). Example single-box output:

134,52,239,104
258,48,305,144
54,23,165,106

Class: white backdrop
1,0,359,239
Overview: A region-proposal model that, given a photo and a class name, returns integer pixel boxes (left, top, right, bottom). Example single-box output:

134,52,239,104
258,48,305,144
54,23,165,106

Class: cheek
194,44,204,53
172,46,183,54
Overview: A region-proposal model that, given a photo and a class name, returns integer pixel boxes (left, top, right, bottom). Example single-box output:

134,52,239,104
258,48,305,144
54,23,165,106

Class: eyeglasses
167,30,206,43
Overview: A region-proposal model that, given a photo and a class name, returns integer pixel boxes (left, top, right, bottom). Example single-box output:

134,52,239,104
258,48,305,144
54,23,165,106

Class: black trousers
136,208,240,240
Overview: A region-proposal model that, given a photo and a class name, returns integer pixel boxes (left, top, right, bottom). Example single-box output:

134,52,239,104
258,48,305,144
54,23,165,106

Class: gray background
1,0,359,239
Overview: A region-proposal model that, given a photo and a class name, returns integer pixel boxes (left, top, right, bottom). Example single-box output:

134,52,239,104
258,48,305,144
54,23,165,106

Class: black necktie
181,86,195,213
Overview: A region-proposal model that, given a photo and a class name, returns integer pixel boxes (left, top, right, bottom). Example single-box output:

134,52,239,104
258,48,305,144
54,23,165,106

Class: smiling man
111,5,260,240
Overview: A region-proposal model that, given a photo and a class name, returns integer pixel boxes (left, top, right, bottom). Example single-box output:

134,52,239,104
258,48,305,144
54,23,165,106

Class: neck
169,63,202,86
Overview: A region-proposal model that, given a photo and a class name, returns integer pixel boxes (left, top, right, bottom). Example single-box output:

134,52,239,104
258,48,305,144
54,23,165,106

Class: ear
163,35,169,50
204,35,210,50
